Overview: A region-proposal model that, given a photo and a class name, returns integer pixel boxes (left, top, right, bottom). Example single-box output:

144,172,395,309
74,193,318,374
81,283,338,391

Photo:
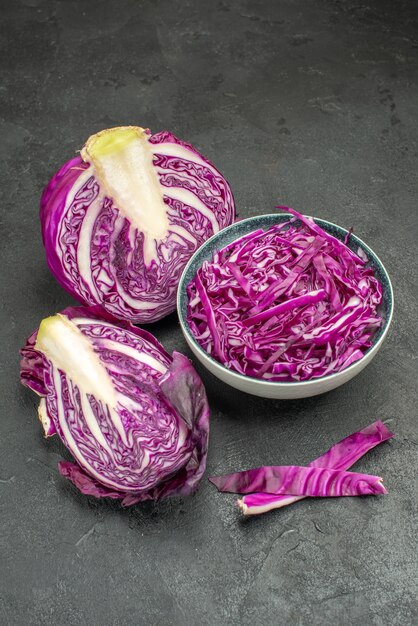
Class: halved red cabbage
41,127,235,324
209,465,386,497
237,420,394,515
187,207,383,382
20,306,209,505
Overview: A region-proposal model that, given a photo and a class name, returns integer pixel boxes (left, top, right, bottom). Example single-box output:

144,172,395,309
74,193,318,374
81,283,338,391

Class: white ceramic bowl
177,214,393,399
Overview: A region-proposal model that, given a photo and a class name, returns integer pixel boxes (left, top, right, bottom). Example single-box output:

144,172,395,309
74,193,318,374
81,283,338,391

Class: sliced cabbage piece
235,420,394,516
209,465,386,497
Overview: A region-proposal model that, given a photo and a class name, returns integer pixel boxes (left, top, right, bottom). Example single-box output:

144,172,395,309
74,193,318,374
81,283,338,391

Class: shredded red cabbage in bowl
186,207,384,383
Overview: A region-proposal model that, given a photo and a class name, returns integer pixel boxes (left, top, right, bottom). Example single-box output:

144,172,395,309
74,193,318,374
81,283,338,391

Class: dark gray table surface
1,1,417,624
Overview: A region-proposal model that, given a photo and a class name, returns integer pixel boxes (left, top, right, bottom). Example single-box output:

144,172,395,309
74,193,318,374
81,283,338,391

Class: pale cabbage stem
35,314,128,446
81,127,169,265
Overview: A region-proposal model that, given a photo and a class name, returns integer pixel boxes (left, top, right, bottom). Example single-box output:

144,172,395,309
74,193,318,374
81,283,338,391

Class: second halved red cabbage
20,306,210,505
187,207,383,382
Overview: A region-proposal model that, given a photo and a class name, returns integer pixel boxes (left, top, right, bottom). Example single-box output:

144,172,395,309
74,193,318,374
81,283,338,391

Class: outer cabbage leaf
20,306,209,505
41,127,235,324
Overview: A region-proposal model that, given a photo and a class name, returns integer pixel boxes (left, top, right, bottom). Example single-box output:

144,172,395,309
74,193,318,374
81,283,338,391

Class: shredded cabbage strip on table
209,420,394,516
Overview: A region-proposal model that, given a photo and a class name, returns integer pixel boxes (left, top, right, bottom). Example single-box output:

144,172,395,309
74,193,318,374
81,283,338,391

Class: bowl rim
177,213,394,388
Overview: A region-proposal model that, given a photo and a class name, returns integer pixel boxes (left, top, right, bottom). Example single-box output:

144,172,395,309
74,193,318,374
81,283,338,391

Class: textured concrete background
1,1,417,624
